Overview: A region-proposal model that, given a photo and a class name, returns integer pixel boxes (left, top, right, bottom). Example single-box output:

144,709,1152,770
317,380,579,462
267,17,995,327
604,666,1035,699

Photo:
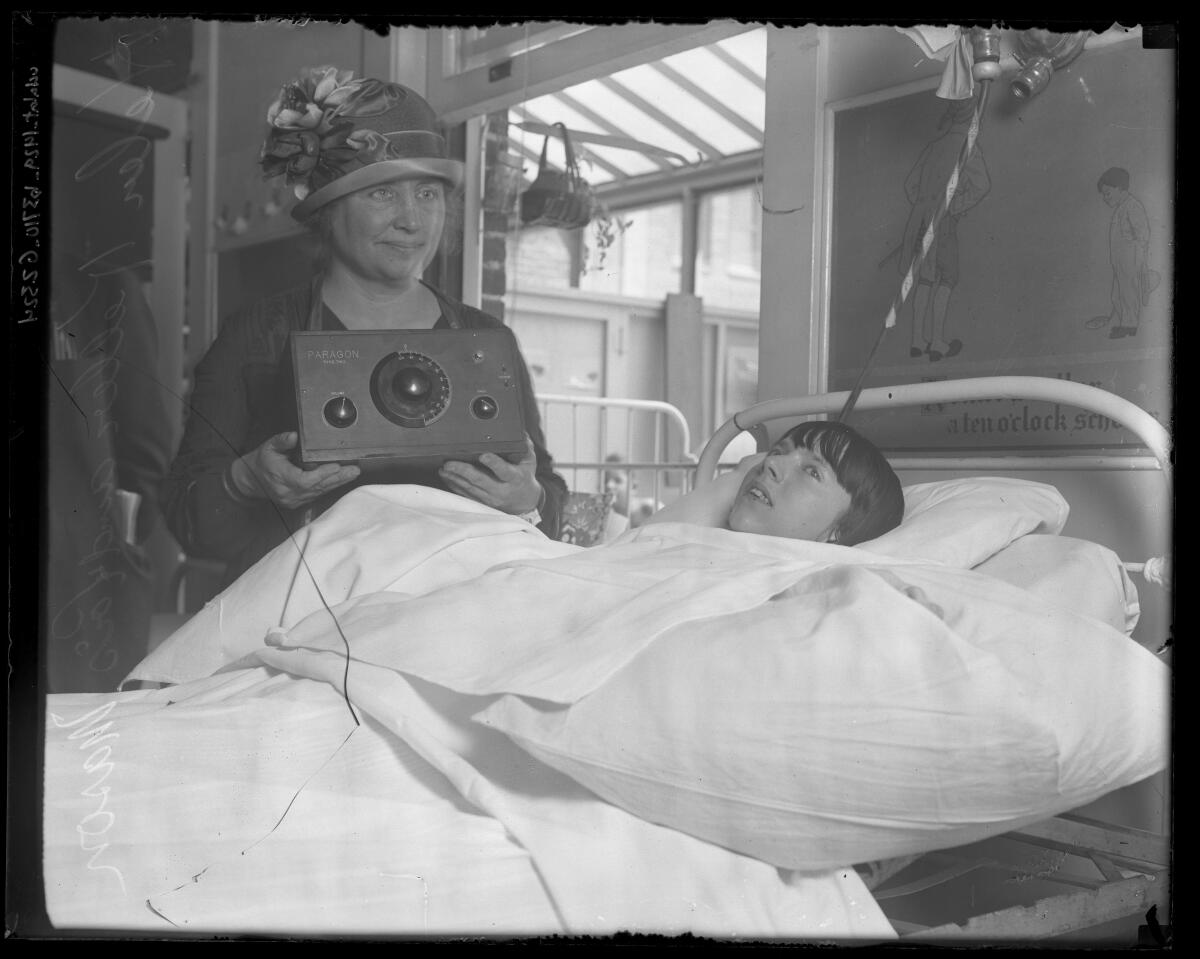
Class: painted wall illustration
829,41,1172,450
1087,165,1160,339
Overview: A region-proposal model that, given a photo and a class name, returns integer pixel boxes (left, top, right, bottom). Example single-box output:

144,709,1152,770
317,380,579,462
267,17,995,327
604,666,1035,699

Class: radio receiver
291,328,530,471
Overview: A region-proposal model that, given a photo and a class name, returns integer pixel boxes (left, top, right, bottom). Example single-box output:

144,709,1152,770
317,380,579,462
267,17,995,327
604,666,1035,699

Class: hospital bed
692,375,1172,943
41,375,1170,943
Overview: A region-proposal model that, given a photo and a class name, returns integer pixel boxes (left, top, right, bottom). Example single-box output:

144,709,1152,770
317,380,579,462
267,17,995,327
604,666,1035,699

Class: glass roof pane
660,47,764,128
714,27,767,75
556,81,705,164
578,146,658,180
513,95,606,138
611,63,761,155
503,26,769,189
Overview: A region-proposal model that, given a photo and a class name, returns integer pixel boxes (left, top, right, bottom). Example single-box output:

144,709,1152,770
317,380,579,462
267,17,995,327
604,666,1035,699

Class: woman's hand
439,434,542,516
230,431,361,510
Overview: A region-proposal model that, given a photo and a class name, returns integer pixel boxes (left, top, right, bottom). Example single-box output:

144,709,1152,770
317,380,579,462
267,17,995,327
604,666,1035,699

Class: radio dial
370,351,451,428
471,395,499,420
323,395,358,428
394,368,432,400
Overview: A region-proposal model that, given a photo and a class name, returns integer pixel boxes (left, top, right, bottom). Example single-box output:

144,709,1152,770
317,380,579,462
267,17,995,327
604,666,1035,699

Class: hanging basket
520,123,596,230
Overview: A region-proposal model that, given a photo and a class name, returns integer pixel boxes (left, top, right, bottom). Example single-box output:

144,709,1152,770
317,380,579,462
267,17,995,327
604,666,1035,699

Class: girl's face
728,438,852,542
326,178,447,289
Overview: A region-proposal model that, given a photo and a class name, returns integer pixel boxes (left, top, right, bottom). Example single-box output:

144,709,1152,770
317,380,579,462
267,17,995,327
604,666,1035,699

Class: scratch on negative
146,898,179,926
380,873,429,930
164,865,210,893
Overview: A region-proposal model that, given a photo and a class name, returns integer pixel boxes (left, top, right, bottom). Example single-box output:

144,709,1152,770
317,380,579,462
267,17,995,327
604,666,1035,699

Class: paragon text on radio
303,349,362,361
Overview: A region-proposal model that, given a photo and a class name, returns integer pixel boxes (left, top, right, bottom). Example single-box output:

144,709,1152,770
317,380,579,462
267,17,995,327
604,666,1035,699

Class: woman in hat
163,68,567,586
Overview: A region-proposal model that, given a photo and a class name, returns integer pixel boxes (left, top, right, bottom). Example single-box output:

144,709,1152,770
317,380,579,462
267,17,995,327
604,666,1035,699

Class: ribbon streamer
838,79,992,423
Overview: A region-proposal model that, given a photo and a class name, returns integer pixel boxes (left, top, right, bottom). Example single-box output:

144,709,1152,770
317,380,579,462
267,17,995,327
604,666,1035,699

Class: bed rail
537,393,698,512
695,376,1172,485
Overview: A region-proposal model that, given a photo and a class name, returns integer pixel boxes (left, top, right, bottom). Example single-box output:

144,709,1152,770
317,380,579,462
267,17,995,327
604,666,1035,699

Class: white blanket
128,486,580,687
91,487,1164,935
44,669,890,938
129,485,942,692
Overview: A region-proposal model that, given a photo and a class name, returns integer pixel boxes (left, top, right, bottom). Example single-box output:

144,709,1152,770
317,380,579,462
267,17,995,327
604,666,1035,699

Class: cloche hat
259,66,464,221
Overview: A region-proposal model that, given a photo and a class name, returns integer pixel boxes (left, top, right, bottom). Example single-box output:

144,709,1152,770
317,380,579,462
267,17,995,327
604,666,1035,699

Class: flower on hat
260,67,406,200
267,66,360,132
344,128,390,163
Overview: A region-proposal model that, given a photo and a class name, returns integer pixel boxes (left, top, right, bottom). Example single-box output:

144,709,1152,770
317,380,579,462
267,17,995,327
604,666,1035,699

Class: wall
823,24,944,102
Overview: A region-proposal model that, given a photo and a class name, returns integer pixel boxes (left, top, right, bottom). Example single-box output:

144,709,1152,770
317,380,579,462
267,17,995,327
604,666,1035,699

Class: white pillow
860,477,1069,568
647,459,1069,569
479,561,1168,871
974,534,1140,635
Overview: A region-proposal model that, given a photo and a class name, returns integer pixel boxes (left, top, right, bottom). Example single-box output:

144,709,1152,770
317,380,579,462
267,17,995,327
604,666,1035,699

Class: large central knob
370,351,450,428
394,367,431,400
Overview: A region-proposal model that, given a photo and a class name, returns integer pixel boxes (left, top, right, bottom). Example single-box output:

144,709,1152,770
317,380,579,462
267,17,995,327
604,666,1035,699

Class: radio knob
394,367,432,400
471,395,499,420
323,395,358,428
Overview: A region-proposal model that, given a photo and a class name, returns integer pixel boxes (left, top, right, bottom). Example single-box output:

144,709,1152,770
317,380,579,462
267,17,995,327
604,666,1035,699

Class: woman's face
326,177,447,288
727,438,852,542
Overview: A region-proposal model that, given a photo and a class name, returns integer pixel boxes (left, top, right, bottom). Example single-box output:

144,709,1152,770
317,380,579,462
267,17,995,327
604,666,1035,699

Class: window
507,225,577,292
695,185,762,311
579,202,681,298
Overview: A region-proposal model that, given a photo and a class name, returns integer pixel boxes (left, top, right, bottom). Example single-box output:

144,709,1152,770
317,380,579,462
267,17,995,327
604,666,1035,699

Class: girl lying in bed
647,420,905,546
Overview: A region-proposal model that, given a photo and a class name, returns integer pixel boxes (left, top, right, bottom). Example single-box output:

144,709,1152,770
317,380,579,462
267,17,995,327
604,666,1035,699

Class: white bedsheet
44,667,893,939
63,487,1162,937
45,670,558,935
